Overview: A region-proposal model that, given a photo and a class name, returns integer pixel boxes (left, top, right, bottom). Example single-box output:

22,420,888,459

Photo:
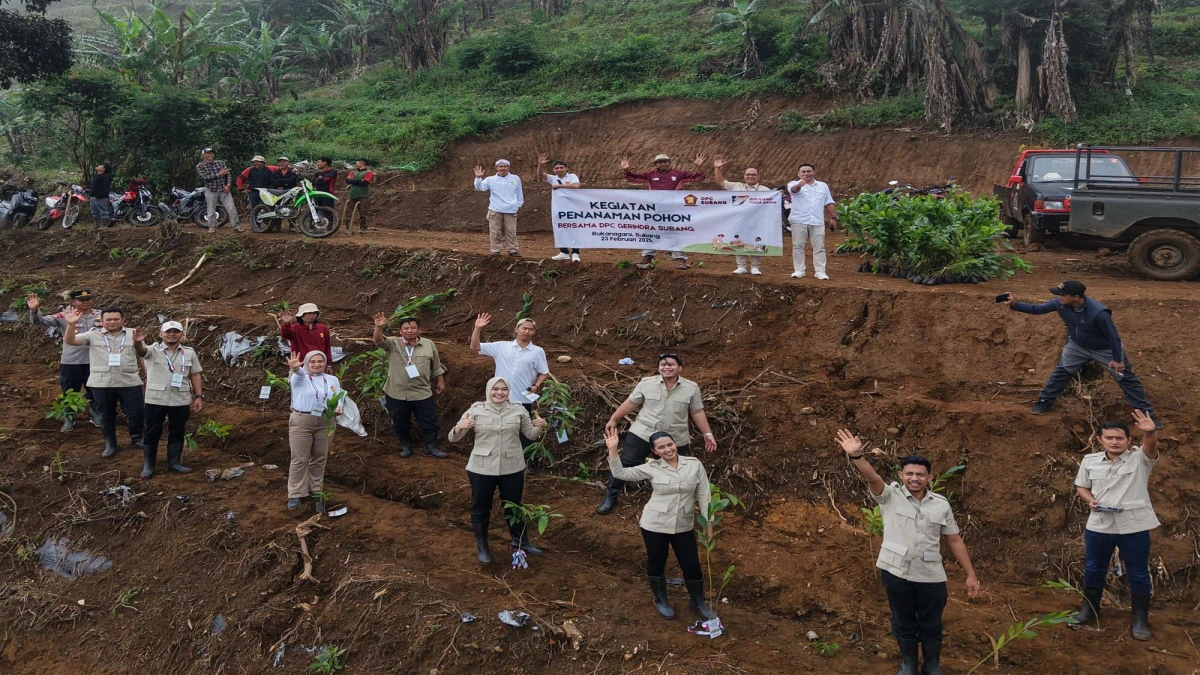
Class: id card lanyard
309,374,329,416
403,339,421,379
102,331,126,367
163,345,186,388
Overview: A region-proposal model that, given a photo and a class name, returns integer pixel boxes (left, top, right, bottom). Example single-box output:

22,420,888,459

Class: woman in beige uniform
286,350,343,513
604,426,717,621
449,376,546,563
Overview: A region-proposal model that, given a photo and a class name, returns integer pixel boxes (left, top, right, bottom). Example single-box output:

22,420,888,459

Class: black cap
1050,280,1086,296
69,289,94,300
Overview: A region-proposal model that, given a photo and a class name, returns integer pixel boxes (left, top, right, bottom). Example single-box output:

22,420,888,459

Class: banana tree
228,19,297,100
320,0,376,71
298,22,344,84
709,0,761,77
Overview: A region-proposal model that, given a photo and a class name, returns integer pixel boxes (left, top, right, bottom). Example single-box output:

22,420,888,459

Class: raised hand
694,153,707,167
835,429,864,457
372,311,388,328
279,308,294,324
473,165,485,178
537,153,548,165
474,312,492,329
712,156,725,168
1132,409,1156,433
25,294,39,311
604,425,620,455
287,355,302,371
132,326,146,343
61,306,81,324
620,156,631,171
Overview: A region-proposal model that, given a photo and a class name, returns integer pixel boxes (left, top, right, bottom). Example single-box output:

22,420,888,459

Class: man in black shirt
272,157,301,190
236,155,277,210
312,157,337,207
89,163,113,229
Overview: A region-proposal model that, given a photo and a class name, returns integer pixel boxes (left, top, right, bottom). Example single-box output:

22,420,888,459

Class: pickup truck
994,148,1136,246
1068,145,1200,281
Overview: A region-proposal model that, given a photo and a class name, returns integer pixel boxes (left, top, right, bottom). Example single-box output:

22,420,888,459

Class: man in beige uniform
1071,411,1160,640
712,156,773,275
63,306,146,458
596,353,718,514
137,321,203,478
837,429,980,675
372,312,447,458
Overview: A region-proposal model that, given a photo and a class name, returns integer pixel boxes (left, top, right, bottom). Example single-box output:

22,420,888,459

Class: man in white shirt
539,153,583,262
713,156,773,275
470,313,549,448
1071,411,1160,641
473,159,525,257
787,163,837,280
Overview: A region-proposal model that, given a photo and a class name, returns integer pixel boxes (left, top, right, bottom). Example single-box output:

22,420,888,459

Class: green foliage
264,369,291,392
523,379,582,467
967,611,1077,674
111,586,141,616
1043,578,1099,628
45,390,89,421
1037,82,1200,146
779,91,925,132
569,461,595,483
488,27,543,77
353,348,389,400
323,390,346,435
515,292,533,321
108,248,123,261
308,645,346,673
183,418,231,451
697,484,746,605
390,288,456,325
929,463,966,501
859,505,883,536
812,639,839,656
838,192,1032,281
503,501,563,536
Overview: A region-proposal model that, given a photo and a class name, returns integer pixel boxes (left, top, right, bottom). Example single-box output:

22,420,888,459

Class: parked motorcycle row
0,177,341,238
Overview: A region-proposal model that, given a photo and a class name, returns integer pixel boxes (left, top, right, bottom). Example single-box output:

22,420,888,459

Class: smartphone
995,293,1010,303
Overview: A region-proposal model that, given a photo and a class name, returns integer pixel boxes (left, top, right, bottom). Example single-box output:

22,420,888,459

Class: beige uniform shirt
144,344,202,407
628,376,704,445
80,328,142,388
382,336,445,401
872,483,960,583
1074,447,1160,535
609,456,711,534
449,401,543,476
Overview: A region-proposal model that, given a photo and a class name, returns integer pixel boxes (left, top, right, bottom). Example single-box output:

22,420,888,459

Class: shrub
488,28,542,77
590,35,664,84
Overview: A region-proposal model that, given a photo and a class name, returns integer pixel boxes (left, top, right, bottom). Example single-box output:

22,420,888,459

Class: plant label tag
259,386,271,400
405,364,420,378
107,354,122,367
524,391,540,402
556,428,568,444
703,617,724,638
170,373,184,388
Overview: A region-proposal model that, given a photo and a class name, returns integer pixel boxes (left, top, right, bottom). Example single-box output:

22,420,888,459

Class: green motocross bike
249,179,339,237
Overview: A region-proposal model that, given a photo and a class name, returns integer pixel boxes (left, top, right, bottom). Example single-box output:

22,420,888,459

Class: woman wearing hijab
449,377,547,563
603,426,717,621
287,350,343,513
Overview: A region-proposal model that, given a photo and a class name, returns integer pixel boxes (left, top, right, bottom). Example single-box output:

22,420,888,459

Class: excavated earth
2,103,1200,674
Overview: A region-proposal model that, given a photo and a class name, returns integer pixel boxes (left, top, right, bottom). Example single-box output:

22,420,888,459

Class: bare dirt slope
1,224,1198,674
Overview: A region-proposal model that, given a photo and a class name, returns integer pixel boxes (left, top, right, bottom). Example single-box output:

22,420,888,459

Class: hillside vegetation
5,0,1200,187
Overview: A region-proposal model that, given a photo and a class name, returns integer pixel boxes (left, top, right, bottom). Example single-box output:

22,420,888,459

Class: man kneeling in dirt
836,429,980,675
1069,412,1160,641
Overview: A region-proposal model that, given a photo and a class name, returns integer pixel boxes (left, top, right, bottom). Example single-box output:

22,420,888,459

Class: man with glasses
28,289,104,431
713,156,773,275
596,353,718,514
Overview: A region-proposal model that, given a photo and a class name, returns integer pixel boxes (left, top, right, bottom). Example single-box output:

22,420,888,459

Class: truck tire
1128,229,1200,281
1022,213,1044,246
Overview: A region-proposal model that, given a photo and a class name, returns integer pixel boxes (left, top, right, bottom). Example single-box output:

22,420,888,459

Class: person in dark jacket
343,158,374,235
272,157,301,190
236,155,278,210
89,163,113,229
1005,280,1159,426
312,157,337,208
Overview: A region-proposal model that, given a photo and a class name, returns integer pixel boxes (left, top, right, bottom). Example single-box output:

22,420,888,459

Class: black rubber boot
510,531,544,556
399,443,412,458
596,479,621,514
472,522,492,564
102,433,118,458
920,639,942,675
1072,585,1103,628
140,443,156,479
648,575,675,619
166,441,191,473
685,579,717,620
130,434,147,450
88,402,103,427
59,413,75,432
895,638,919,675
424,442,447,459
1131,593,1151,641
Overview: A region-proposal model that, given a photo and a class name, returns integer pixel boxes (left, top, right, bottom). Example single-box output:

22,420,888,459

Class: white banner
551,189,783,255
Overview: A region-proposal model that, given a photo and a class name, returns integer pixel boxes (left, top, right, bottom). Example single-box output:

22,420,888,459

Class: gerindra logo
683,194,698,206
731,195,749,205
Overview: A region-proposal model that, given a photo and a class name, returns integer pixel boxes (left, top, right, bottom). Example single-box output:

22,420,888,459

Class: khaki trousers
288,412,333,498
486,209,519,254
791,224,827,275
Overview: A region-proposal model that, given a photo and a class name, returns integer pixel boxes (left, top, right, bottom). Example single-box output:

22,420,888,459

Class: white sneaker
571,253,581,262
815,273,829,280
791,271,806,279
732,267,748,275
750,268,762,275
551,252,571,261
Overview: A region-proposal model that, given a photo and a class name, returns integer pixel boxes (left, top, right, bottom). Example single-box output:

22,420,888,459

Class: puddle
37,537,113,579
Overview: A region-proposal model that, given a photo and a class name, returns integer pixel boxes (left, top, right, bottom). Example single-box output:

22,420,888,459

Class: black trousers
559,248,580,254
606,433,691,489
468,469,525,539
144,404,189,458
93,386,144,441
880,569,947,642
59,364,95,402
383,394,439,446
642,528,703,580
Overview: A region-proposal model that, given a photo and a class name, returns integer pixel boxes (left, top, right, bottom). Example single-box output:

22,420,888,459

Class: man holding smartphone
1003,280,1159,427
1070,411,1160,640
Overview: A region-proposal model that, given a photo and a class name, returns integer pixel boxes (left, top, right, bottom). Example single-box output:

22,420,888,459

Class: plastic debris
0,310,21,323
710,300,735,309
272,641,286,667
225,511,237,521
220,333,348,365
204,469,221,482
220,467,245,481
37,537,112,579
688,617,724,639
211,615,227,636
556,355,572,363
806,631,820,641
175,495,190,503
617,358,635,366
100,485,140,506
327,505,348,518
665,577,685,587
498,610,530,628
511,549,528,570
626,312,648,322
0,512,12,541
264,464,279,470
336,395,368,437
460,612,477,623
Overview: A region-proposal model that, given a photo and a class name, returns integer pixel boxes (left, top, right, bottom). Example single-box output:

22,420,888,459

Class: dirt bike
37,182,88,230
106,178,162,227
249,179,338,237
159,186,230,228
877,177,956,199
0,186,39,230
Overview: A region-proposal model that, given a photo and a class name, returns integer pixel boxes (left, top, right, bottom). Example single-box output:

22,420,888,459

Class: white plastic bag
336,395,367,437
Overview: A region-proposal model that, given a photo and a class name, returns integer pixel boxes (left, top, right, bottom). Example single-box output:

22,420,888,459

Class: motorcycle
877,177,956,199
249,178,338,238
0,185,40,230
107,178,162,227
36,181,88,230
159,186,230,228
